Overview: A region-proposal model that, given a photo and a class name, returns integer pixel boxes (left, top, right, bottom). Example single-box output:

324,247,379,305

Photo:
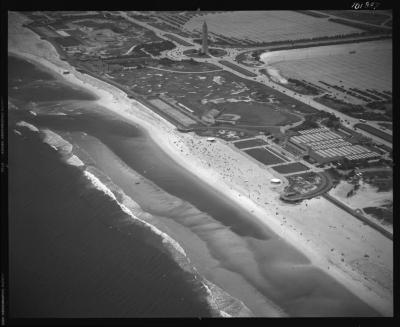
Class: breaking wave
81,170,253,317
16,120,40,132
23,125,254,317
40,129,73,155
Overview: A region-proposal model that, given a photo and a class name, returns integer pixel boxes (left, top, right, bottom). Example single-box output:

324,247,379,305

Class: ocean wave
84,170,190,259
81,167,190,260
16,120,39,132
202,279,253,317
65,154,84,167
40,129,73,155
82,169,253,317
17,125,84,168
13,112,254,317
220,311,232,317
45,112,67,116
81,165,255,316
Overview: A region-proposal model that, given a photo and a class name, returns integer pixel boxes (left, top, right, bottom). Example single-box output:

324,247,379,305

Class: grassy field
42,15,167,57
354,124,392,143
33,12,320,110
233,138,268,149
146,58,221,72
138,40,176,56
109,62,304,127
183,11,363,44
214,102,298,126
377,122,392,131
35,12,322,131
244,148,284,165
271,162,309,174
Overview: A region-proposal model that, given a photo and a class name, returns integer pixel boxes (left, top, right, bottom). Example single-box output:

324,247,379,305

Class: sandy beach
8,12,392,316
329,180,393,234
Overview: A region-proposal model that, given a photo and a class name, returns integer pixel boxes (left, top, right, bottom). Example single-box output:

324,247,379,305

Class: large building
289,127,380,164
201,20,209,55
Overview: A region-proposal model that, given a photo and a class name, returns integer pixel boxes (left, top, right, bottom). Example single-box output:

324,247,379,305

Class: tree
341,157,352,170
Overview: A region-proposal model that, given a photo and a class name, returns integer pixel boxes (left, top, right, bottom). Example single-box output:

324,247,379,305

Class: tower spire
202,20,208,55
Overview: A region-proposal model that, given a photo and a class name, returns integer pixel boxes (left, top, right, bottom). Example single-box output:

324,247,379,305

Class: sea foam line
80,167,256,317
16,120,40,132
35,126,260,317
82,169,258,317
82,170,240,316
15,121,225,314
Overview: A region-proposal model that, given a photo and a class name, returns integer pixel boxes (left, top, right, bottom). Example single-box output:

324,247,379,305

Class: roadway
117,11,392,149
311,10,393,30
117,10,393,247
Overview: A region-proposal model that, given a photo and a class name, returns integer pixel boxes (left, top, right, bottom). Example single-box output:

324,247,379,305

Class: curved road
118,11,392,149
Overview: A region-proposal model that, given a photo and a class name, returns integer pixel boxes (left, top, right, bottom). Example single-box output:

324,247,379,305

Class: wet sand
39,111,381,316
8,11,392,316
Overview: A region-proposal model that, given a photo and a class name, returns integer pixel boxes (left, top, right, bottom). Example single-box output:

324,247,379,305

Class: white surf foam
22,126,85,168
40,129,73,155
47,112,67,116
220,311,232,317
14,123,258,317
84,170,189,257
16,121,39,132
82,169,254,317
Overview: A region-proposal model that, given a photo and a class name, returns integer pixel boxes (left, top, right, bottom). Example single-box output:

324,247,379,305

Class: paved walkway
118,12,392,148
311,10,392,30
145,65,222,74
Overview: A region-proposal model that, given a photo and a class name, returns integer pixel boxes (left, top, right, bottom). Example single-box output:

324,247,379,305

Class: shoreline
8,12,392,316
9,123,231,318
12,118,256,318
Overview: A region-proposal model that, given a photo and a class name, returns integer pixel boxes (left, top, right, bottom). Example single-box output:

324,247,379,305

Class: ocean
8,54,381,317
